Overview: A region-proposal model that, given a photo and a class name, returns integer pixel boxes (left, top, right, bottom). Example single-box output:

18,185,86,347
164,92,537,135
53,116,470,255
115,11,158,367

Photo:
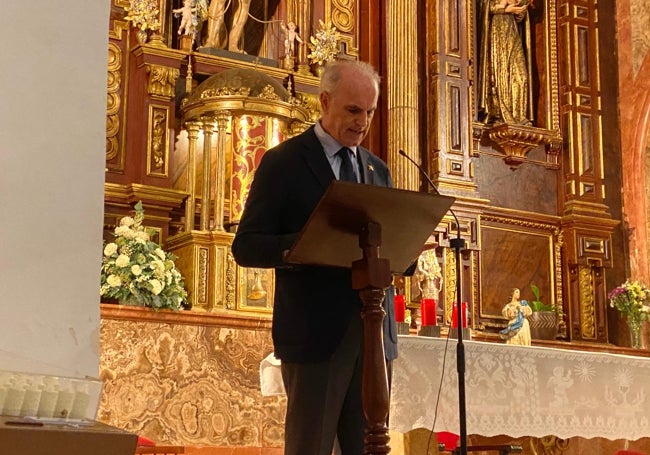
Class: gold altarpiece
100,0,634,452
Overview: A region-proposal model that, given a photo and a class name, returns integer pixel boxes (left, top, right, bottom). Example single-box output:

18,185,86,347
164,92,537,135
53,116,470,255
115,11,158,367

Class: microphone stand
399,150,468,455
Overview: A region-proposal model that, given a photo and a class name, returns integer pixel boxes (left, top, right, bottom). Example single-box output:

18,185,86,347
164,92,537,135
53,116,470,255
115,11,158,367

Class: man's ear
319,91,329,113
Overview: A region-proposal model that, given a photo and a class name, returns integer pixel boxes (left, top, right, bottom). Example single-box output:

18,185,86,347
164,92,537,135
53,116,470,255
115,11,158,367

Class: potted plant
527,283,558,340
100,202,188,310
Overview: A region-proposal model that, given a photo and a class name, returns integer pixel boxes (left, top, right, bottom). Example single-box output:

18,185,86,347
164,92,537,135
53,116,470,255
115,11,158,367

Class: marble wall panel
631,0,650,74
98,318,284,448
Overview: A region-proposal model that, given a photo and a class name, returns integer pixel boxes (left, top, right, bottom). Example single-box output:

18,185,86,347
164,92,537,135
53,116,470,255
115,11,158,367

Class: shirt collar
315,121,358,159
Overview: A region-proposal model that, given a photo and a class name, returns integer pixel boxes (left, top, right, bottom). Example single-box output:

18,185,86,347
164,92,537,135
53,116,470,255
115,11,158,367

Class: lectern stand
286,181,454,454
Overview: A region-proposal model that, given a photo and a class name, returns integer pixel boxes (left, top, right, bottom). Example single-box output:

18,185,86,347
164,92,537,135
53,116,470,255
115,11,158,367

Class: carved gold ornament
307,20,340,66
124,0,161,32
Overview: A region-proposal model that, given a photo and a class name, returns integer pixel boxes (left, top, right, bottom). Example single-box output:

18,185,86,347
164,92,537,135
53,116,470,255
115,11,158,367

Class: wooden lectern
286,181,454,454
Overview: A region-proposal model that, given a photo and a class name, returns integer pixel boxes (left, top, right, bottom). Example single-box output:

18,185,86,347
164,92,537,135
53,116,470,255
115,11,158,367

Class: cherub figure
173,0,196,36
281,21,304,58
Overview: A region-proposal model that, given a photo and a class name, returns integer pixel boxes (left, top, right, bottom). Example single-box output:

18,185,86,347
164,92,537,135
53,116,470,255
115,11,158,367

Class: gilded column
386,0,419,191
295,0,311,75
212,111,230,232
558,0,618,342
200,117,215,231
184,121,201,232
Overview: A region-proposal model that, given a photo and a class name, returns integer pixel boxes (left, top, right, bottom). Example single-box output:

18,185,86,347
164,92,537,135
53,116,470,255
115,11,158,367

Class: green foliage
529,283,554,312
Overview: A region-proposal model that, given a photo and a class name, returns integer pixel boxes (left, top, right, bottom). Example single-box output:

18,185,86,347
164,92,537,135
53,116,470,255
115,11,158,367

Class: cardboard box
0,416,137,455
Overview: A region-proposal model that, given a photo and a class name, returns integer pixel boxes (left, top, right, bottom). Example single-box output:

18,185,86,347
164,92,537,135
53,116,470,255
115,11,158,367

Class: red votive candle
394,294,406,323
451,302,468,328
420,298,437,326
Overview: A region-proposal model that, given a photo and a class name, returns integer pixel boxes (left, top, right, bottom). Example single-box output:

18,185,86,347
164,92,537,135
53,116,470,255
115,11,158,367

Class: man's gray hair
318,59,381,96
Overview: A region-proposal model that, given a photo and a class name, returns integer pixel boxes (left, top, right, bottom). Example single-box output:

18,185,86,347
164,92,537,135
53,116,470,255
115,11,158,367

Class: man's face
319,70,378,148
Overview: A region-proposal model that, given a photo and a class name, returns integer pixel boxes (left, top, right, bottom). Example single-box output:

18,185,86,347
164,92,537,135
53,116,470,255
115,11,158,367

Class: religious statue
203,0,252,52
281,21,303,59
499,287,532,345
172,0,196,36
414,249,442,300
477,0,533,125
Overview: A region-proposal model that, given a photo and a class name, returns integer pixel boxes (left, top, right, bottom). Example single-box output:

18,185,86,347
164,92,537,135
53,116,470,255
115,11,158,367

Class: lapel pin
368,164,374,172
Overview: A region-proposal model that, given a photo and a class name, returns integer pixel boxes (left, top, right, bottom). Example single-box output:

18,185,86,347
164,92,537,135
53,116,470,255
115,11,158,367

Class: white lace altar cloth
390,336,650,440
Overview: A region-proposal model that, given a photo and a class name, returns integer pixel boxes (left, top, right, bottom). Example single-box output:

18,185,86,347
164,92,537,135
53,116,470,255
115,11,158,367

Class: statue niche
193,0,280,56
475,0,561,168
477,0,533,127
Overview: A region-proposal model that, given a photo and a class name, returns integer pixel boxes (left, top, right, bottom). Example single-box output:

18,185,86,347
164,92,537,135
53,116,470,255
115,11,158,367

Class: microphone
398,150,462,232
399,148,469,455
397,149,465,286
398,149,441,196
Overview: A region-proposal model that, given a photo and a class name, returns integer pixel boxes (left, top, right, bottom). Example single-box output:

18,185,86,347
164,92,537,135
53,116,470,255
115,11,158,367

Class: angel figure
173,0,196,36
281,21,304,59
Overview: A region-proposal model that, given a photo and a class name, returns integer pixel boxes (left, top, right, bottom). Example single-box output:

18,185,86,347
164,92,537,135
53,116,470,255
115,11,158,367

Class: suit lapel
296,127,335,190
358,147,375,185
293,128,380,188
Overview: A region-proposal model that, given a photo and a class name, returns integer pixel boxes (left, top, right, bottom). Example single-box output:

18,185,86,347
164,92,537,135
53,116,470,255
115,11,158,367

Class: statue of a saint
477,0,533,125
499,287,532,345
414,249,442,300
204,0,252,52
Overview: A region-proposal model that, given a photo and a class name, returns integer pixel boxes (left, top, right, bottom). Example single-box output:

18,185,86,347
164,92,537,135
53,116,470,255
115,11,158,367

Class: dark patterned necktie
337,147,358,182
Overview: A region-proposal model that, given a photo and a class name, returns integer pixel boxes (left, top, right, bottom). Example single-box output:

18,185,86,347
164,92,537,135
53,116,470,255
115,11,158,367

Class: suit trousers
281,313,365,455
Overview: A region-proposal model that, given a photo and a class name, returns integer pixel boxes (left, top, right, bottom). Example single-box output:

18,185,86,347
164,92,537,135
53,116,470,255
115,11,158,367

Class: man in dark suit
231,59,397,455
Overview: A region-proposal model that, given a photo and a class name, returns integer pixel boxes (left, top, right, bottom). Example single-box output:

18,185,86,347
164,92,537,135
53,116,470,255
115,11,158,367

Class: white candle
69,380,91,420
20,379,42,417
4,375,26,416
37,377,59,418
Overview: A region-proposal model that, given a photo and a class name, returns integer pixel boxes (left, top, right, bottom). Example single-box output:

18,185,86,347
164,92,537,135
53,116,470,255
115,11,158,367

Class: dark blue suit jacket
231,126,398,362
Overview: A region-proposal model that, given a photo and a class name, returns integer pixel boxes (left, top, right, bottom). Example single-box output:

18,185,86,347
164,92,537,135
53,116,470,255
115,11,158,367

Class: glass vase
628,318,642,349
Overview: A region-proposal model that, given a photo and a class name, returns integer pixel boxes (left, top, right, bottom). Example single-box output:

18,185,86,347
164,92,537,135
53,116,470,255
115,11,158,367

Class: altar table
391,336,650,441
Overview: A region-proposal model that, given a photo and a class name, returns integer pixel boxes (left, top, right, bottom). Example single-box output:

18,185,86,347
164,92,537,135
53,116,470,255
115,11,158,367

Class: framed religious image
235,266,274,313
477,214,561,333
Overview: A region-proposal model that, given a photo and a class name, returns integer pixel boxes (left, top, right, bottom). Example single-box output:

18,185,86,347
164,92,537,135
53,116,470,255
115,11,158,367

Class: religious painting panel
478,214,560,333
235,266,274,313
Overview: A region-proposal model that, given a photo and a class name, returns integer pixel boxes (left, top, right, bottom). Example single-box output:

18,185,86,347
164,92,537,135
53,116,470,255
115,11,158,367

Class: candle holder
397,321,411,335
449,327,471,340
418,325,440,337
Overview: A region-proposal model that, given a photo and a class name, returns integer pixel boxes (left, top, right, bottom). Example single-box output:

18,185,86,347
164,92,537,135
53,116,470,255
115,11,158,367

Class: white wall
0,1,109,378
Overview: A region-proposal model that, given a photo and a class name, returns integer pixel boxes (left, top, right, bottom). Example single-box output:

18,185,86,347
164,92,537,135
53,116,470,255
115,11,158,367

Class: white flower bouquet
100,202,187,310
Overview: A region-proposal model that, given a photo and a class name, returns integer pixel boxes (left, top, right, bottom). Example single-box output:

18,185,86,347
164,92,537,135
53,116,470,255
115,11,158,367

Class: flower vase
311,63,324,77
136,29,148,45
628,318,642,349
